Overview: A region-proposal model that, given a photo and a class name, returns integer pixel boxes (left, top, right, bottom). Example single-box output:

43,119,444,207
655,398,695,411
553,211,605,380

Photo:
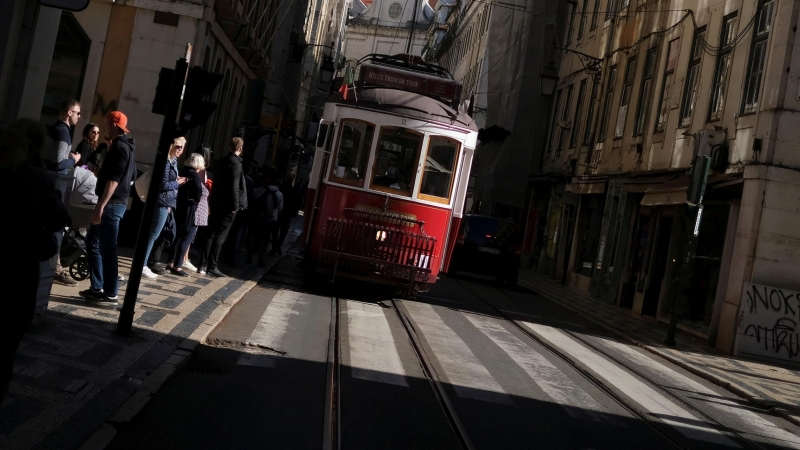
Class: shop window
680,28,706,127
634,49,656,136
369,127,423,197
590,0,599,30
570,79,587,148
615,57,636,138
153,11,179,27
597,65,617,143
575,196,604,277
330,119,375,186
558,84,574,152
709,13,738,121
577,0,587,40
40,12,89,126
656,38,681,132
583,80,599,146
418,136,460,204
742,1,775,115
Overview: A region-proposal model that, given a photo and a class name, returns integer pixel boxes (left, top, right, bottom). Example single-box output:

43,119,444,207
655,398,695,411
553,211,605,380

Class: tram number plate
478,246,500,255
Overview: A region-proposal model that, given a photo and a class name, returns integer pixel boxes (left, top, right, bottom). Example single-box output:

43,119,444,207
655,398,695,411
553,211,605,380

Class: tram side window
330,120,375,186
370,127,424,196
419,136,460,203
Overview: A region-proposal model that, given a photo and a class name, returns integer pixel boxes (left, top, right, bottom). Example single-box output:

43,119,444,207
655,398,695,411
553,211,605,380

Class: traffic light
152,67,175,115
686,155,711,204
178,66,223,133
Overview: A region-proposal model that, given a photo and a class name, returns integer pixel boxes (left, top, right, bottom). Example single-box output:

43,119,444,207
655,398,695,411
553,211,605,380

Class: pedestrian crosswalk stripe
237,290,308,366
525,323,741,448
465,314,622,426
595,337,800,449
344,301,409,387
404,302,514,405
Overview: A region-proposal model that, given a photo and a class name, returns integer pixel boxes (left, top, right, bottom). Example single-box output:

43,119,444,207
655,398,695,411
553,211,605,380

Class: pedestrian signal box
179,67,223,133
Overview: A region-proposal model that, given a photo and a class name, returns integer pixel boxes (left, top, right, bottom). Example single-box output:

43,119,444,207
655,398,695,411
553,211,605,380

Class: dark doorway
620,215,650,309
642,217,672,317
560,204,577,284
41,12,90,126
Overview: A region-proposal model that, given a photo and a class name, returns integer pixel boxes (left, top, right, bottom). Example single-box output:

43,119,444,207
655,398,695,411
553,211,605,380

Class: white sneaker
142,266,158,279
183,260,198,272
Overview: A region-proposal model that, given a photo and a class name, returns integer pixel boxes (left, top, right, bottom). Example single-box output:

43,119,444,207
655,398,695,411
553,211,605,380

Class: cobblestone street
0,230,299,450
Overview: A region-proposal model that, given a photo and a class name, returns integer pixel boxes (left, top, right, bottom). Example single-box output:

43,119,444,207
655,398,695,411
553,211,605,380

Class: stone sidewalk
0,230,300,450
517,269,800,426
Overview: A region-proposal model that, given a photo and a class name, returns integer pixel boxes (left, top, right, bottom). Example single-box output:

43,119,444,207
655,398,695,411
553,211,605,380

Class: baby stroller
61,227,89,281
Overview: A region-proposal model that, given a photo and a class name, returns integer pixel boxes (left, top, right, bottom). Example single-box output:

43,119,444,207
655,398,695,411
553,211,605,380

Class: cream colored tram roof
327,87,478,133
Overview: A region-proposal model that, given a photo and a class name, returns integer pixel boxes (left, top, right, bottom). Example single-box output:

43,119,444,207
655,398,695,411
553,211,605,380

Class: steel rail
454,278,772,450
449,278,697,450
391,298,475,450
322,296,341,450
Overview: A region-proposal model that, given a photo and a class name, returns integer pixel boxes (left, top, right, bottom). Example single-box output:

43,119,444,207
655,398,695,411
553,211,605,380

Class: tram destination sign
359,64,461,107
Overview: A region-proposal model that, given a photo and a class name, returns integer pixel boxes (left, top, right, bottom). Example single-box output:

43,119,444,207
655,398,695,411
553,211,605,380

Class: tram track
450,277,772,450
322,293,473,450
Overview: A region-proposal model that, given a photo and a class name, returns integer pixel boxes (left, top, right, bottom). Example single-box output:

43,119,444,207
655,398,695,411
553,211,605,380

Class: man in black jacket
199,137,247,277
79,111,136,305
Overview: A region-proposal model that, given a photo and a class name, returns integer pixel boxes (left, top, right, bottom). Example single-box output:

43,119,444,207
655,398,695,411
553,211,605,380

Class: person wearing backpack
245,174,282,266
274,178,297,255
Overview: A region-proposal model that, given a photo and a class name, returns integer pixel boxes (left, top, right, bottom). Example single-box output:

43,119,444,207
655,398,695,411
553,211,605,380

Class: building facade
533,0,800,355
342,0,432,61
0,0,305,168
422,0,567,221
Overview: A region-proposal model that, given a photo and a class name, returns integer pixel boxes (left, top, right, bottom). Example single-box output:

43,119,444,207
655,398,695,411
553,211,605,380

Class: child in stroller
60,227,89,281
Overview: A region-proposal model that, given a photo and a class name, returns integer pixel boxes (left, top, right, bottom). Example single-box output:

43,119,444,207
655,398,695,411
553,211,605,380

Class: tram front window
371,127,423,196
331,120,375,186
419,136,459,203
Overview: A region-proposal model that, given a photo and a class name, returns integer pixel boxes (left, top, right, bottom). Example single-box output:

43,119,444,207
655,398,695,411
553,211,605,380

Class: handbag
134,167,153,202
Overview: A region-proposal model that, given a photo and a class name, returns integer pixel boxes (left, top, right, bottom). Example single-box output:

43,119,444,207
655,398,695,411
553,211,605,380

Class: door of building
643,217,673,317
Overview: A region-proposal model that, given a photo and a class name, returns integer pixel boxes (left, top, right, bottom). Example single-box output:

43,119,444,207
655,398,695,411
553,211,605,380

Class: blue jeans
143,206,169,267
86,203,126,296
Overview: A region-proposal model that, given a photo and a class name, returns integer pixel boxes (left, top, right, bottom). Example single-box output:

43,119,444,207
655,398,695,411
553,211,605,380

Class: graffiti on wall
93,93,118,118
735,283,800,362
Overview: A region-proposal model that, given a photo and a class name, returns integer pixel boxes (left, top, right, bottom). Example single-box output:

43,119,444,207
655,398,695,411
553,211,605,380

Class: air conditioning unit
693,130,725,158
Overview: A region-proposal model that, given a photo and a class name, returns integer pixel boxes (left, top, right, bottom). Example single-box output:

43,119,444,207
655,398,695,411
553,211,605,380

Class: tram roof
327,87,478,132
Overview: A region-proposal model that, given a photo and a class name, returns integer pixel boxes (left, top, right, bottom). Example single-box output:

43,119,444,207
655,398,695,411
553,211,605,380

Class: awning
640,173,740,206
567,177,606,194
622,175,679,193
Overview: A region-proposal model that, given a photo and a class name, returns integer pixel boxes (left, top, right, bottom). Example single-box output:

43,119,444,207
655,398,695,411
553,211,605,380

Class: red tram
302,54,478,294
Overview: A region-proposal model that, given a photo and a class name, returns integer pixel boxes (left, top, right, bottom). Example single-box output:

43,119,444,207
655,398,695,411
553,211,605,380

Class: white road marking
525,323,740,448
237,290,308,366
499,310,586,328
344,301,408,387
465,314,621,425
595,338,800,449
404,302,513,405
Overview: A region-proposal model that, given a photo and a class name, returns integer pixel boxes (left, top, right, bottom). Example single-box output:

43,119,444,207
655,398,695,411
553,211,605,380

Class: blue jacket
158,158,179,208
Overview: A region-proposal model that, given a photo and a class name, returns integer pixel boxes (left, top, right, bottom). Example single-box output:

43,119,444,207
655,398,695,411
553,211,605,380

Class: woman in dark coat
0,119,69,405
168,152,205,276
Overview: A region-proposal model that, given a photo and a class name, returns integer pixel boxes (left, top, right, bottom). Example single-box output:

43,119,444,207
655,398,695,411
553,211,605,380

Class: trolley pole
117,57,188,334
665,155,710,346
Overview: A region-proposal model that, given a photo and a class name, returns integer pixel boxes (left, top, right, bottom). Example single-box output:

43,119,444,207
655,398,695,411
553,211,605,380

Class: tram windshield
330,120,375,185
370,127,423,197
419,136,459,203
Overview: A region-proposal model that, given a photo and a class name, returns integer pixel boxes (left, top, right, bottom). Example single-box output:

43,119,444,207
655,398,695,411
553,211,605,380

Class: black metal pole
117,58,188,334
664,204,701,346
405,0,419,54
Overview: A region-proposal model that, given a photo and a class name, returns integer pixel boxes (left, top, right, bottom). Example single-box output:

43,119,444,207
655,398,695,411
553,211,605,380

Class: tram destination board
359,64,461,108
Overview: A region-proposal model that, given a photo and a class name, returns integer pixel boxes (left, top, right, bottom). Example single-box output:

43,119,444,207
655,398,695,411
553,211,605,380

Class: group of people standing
0,98,302,405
